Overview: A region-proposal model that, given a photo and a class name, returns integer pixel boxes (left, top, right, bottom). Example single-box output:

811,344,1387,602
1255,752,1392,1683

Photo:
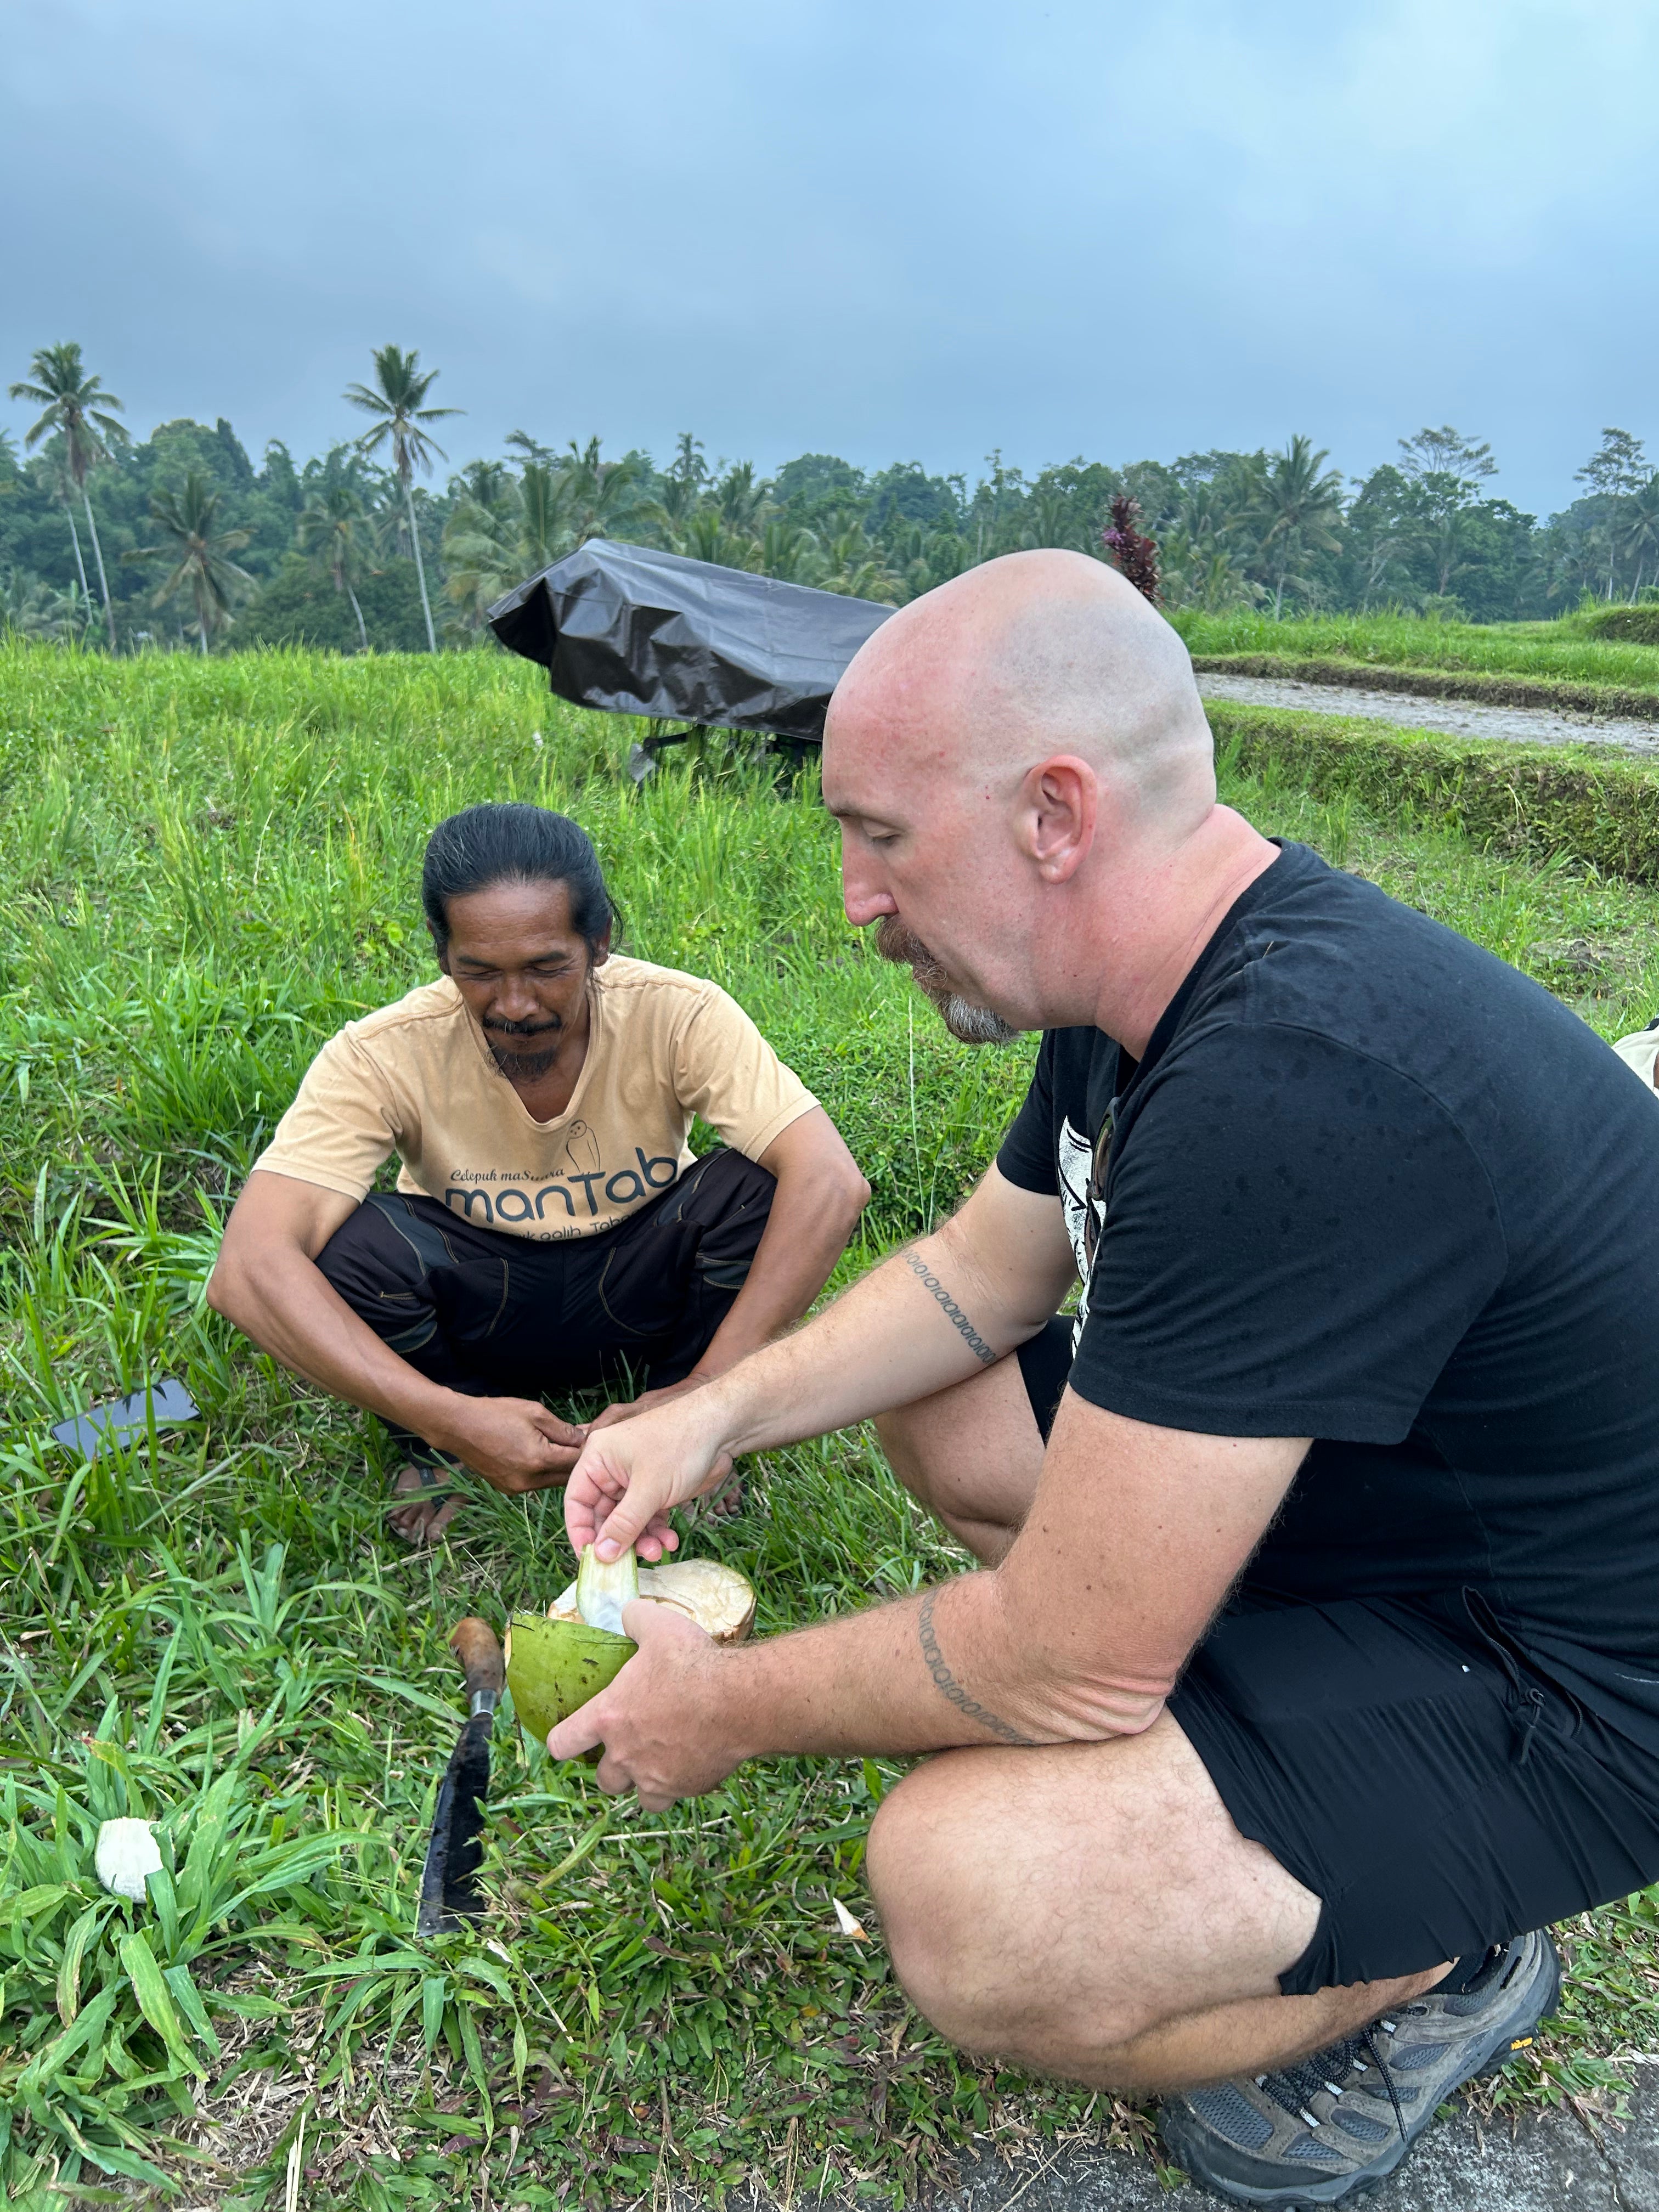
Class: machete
416,1617,504,1938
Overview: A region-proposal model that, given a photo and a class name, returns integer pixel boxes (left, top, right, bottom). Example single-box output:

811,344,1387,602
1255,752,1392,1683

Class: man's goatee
874,917,1020,1046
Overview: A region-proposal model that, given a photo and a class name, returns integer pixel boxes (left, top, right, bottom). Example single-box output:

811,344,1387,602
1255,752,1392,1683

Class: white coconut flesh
549,1556,755,1643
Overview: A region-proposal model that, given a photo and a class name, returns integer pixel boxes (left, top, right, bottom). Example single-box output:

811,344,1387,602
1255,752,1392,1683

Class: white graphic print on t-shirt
1056,1115,1104,1349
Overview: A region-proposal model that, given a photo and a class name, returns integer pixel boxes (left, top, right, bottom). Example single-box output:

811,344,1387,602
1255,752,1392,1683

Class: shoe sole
1158,1933,1562,2208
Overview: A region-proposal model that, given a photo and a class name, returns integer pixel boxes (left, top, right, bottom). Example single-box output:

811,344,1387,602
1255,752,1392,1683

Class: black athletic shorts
317,1149,775,1466
1016,1314,1659,1993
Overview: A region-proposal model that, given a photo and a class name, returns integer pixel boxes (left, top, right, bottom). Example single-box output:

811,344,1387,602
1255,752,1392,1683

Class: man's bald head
826,549,1214,837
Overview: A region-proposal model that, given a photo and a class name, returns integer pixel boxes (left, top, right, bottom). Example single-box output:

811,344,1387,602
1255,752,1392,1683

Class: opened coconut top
549,1556,755,1644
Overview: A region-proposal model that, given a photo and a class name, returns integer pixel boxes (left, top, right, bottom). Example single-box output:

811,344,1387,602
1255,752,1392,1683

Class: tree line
4,340,1656,653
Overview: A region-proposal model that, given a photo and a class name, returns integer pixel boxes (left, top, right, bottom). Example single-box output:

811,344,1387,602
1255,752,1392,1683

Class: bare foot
682,1473,744,1528
388,1463,465,1547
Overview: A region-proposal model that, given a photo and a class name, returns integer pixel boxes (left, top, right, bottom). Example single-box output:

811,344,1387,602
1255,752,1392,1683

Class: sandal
386,1460,463,1548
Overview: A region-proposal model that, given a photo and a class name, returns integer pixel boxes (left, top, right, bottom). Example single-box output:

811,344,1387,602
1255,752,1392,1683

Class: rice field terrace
1176,607,1659,696
5,641,1659,2210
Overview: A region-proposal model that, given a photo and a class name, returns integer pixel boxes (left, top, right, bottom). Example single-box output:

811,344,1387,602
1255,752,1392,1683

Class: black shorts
317,1149,775,1465
1016,1316,1659,1993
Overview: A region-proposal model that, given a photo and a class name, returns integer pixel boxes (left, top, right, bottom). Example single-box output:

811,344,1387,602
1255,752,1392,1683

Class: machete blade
416,1710,494,1937
416,1616,505,1940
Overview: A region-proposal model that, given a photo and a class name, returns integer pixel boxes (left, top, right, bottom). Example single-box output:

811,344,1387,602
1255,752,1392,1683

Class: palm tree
520,461,574,572
124,470,252,652
817,523,902,602
2,568,93,643
672,507,751,568
562,437,645,544
1251,436,1346,617
297,482,372,649
1160,501,1260,612
343,345,461,651
505,428,557,467
1618,477,1659,601
442,462,522,628
9,342,128,648
443,459,578,628
754,517,820,583
1021,487,1091,552
659,432,709,527
29,442,91,601
716,460,771,537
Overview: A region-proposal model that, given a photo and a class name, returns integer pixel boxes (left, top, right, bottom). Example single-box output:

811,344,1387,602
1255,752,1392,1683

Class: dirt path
1196,670,1659,757
793,2070,1659,2212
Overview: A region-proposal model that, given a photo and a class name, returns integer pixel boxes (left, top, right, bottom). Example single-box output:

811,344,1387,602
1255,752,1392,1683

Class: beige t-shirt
1613,1024,1659,1094
253,957,818,1242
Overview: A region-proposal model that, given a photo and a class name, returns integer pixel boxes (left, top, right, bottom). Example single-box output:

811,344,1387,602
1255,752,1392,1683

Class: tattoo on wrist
917,1589,1036,1746
900,1251,997,1366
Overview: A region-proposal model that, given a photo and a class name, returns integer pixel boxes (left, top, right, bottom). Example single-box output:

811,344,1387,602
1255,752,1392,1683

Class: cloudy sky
4,0,1654,515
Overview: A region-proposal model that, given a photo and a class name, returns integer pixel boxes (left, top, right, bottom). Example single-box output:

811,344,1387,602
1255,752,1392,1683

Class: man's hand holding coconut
546,550,1659,2210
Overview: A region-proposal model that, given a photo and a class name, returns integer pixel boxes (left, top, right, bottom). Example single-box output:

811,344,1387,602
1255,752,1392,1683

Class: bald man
550,552,1659,2207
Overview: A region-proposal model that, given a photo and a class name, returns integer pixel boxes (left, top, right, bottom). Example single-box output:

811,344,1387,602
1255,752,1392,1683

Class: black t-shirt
997,840,1659,1746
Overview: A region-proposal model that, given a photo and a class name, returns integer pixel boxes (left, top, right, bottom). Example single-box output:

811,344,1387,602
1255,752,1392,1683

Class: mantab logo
443,1146,679,1229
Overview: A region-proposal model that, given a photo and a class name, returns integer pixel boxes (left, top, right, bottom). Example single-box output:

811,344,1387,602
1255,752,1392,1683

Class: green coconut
505,1545,640,1743
505,1612,635,1743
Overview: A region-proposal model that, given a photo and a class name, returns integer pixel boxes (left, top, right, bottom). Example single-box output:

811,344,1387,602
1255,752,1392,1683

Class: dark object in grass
1102,495,1161,606
50,1377,199,1459
486,538,894,751
416,1617,504,1939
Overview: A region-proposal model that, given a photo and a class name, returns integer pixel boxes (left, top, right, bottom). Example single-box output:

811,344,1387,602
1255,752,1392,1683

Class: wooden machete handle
449,1617,505,1701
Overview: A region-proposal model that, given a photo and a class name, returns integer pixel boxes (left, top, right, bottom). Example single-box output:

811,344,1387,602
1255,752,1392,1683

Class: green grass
1207,702,1659,890
1175,607,1659,695
4,640,1659,2207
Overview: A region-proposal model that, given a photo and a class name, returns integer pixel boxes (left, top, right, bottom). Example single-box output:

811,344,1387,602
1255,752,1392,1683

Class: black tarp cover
487,538,894,743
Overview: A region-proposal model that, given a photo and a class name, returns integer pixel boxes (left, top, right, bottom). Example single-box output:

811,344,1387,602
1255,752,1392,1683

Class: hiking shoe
1156,1928,1560,2205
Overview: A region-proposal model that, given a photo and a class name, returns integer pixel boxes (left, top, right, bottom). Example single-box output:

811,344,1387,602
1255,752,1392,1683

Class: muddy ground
1196,670,1659,756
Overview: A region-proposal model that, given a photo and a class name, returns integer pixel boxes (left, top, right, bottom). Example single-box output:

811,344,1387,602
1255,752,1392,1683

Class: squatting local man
208,802,868,1545
550,554,1659,2208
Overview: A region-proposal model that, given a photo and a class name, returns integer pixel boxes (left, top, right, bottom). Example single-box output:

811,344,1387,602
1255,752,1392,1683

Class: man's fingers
534,1409,588,1447
630,1517,679,1562
563,1460,628,1553
592,1489,664,1562
622,1595,708,1645
592,1477,685,1566
547,1701,606,1761
492,1452,579,1494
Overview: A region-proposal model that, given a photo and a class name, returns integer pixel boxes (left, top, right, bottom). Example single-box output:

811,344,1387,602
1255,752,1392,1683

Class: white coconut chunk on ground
95,1816,162,1901
548,1556,755,1643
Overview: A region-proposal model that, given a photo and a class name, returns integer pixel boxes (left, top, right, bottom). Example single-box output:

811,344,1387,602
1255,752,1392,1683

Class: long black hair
421,803,617,953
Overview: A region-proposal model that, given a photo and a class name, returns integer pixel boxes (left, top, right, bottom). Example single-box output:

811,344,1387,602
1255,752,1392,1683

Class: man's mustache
874,916,951,995
873,916,1019,1047
483,1014,562,1040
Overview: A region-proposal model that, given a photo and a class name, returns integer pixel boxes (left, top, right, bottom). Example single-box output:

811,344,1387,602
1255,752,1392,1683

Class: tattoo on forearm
917,1589,1037,1746
900,1251,997,1366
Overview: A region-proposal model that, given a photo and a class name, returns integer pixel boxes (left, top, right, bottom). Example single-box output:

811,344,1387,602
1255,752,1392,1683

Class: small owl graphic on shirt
563,1122,601,1176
